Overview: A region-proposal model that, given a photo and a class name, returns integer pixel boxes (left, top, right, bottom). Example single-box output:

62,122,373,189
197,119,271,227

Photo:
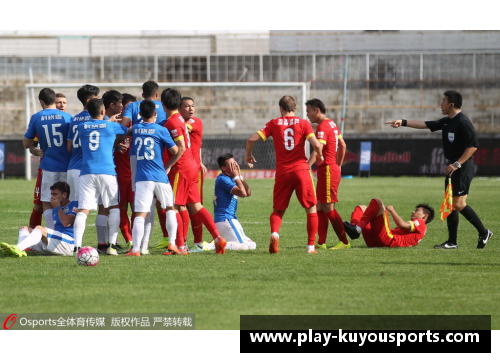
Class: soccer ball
76,246,99,267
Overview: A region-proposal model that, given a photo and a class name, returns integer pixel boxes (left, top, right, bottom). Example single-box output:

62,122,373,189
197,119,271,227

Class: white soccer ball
76,246,99,267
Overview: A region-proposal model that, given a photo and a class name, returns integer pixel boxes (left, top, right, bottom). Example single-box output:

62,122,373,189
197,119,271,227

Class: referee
386,90,493,249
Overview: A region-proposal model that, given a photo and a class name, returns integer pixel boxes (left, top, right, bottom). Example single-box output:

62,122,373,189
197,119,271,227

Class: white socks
17,228,43,251
108,209,120,246
95,214,108,245
132,217,145,253
43,209,54,229
74,212,87,248
166,210,177,245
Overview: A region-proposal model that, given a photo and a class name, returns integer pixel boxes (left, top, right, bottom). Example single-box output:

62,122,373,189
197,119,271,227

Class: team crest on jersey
188,119,195,124
448,133,455,142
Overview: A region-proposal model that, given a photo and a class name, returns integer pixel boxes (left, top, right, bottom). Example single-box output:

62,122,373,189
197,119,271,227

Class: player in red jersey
306,98,349,250
161,88,226,255
180,96,207,249
114,93,137,249
246,95,324,254
343,199,435,247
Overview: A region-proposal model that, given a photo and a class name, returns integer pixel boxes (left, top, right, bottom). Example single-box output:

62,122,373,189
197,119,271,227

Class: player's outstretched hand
245,155,256,169
108,114,122,123
385,120,402,128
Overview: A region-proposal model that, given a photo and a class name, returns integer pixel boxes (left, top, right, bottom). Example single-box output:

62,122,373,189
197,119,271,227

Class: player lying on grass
342,198,435,247
1,182,77,257
202,153,256,251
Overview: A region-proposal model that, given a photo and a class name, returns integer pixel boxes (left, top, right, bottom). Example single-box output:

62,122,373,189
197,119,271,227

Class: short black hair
77,84,100,106
38,88,56,105
102,90,123,109
161,88,182,110
87,98,104,119
181,96,194,104
217,153,234,169
142,81,159,98
416,203,435,224
305,98,326,114
139,99,157,119
122,93,137,105
50,181,70,198
444,90,462,109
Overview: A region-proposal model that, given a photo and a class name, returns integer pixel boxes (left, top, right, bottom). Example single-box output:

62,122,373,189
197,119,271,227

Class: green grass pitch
0,176,499,329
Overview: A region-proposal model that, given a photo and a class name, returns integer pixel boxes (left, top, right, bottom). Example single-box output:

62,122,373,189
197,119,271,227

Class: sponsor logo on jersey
72,207,78,213
171,129,178,136
414,220,420,226
318,131,325,138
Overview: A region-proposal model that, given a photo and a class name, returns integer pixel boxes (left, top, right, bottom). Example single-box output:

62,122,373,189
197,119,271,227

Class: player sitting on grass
1,182,77,257
202,153,256,251
343,198,435,247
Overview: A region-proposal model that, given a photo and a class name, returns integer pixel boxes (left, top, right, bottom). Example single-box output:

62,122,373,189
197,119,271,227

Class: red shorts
197,166,204,204
33,168,42,205
351,207,393,247
316,164,340,204
118,177,134,208
273,169,316,210
169,165,200,206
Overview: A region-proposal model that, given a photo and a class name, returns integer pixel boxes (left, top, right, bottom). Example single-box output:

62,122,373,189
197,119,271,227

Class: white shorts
135,181,173,212
215,219,253,244
130,155,137,192
66,169,81,202
30,229,74,256
40,170,67,202
78,174,119,210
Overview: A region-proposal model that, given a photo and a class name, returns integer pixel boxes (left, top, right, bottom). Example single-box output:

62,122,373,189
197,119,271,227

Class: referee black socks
460,205,488,237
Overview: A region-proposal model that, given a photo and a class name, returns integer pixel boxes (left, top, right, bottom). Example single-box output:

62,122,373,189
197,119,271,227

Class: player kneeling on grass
202,154,256,252
1,182,77,257
343,198,435,248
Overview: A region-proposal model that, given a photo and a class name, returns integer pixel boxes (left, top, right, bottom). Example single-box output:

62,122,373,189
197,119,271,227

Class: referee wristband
401,119,408,127
232,176,242,181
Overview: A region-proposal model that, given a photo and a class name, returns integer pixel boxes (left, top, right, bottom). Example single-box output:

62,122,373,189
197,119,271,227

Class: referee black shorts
446,159,476,197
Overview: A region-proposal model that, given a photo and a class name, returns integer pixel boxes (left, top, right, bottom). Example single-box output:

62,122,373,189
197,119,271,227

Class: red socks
326,209,348,244
157,208,169,237
119,209,132,242
317,211,328,245
196,208,219,240
358,199,380,229
29,208,43,229
270,211,283,234
306,213,318,245
175,212,185,247
190,213,203,243
180,209,190,242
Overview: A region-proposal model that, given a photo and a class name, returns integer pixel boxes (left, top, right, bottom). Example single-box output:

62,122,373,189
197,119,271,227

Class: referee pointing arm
385,90,493,249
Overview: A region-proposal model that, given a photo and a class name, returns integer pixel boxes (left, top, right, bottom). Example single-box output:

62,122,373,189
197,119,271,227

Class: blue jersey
213,174,239,223
24,109,72,172
78,119,128,176
52,200,78,238
133,122,176,184
67,110,92,170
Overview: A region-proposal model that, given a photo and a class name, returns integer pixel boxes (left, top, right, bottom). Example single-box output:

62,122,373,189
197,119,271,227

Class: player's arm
337,136,346,167
164,138,184,174
200,148,207,175
385,205,412,230
29,140,43,157
23,137,34,149
245,132,263,168
229,161,251,198
445,146,477,176
307,134,324,165
385,120,428,129
51,198,76,227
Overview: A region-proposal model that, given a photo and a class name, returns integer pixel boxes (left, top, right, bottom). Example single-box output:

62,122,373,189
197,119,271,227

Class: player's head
38,88,56,108
142,81,159,99
217,153,235,174
87,98,105,120
180,97,195,120
161,88,182,111
77,84,100,108
102,90,123,115
121,93,137,117
412,203,435,224
139,99,157,122
443,90,462,109
55,93,67,112
279,95,297,114
305,98,326,123
50,181,71,200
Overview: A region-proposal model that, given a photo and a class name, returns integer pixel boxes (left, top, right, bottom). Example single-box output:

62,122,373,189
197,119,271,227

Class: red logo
3,314,17,330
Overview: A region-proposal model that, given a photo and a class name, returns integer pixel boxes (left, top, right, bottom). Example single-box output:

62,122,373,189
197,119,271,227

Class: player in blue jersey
124,100,181,256
1,182,77,257
67,84,99,207
24,88,73,229
72,99,128,256
205,153,256,251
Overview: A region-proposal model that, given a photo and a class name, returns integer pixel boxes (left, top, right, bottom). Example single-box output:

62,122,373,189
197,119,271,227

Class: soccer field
0,176,499,330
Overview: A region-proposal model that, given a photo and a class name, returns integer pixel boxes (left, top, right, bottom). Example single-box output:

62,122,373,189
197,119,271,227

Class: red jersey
186,116,203,166
316,119,341,167
390,218,427,247
114,136,132,179
257,116,314,176
163,111,195,171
